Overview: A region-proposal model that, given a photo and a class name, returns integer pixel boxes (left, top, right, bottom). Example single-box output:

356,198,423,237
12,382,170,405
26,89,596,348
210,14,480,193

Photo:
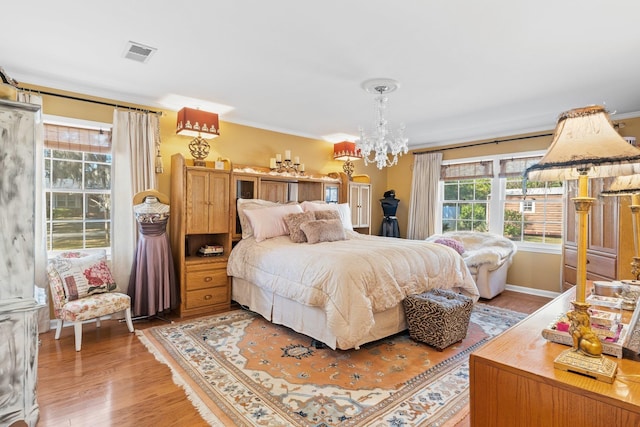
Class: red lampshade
333,141,361,161
176,107,220,138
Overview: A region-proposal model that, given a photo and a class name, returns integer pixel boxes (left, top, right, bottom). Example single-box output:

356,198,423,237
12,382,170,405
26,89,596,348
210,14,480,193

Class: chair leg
74,323,83,351
124,308,134,333
54,319,64,340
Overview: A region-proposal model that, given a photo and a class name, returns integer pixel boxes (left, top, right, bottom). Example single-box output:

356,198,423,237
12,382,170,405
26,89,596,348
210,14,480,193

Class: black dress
380,197,400,237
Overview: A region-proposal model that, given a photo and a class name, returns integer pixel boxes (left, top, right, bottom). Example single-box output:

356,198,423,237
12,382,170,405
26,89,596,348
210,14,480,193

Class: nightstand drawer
185,287,229,309
185,266,228,291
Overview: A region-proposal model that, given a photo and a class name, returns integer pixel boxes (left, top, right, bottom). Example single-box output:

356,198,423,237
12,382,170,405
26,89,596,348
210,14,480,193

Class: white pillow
300,200,336,212
237,199,281,239
244,203,303,242
335,203,354,231
301,201,353,231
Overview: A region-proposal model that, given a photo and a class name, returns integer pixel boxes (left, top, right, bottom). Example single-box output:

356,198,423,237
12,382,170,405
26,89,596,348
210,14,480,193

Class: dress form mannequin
380,190,400,237
128,192,176,318
133,196,170,221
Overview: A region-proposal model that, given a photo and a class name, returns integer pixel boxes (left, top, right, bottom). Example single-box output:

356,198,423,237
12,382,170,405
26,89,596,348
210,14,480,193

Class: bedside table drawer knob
204,276,212,282
204,294,212,300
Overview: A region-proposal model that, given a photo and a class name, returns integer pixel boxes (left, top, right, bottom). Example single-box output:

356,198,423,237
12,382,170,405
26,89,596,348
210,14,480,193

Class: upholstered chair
426,231,518,299
46,250,134,351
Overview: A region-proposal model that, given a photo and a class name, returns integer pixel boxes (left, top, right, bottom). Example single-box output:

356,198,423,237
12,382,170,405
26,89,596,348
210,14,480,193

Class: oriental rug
137,304,525,426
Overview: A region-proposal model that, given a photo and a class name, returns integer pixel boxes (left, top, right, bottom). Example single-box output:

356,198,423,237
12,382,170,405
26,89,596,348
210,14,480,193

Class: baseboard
505,284,561,299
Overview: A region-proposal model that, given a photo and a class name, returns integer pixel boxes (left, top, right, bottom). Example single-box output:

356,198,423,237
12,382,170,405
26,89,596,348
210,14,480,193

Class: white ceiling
3,1,640,149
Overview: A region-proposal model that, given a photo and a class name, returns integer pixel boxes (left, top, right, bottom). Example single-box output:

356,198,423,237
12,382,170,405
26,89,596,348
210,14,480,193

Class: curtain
17,92,49,332
111,110,159,289
407,152,442,240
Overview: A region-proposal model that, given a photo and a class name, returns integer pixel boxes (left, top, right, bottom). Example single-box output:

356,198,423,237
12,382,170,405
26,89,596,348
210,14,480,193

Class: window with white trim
44,123,112,253
438,153,564,248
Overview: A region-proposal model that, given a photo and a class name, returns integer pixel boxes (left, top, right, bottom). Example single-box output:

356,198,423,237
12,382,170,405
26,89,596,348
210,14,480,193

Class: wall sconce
270,150,304,175
176,107,219,166
333,141,362,178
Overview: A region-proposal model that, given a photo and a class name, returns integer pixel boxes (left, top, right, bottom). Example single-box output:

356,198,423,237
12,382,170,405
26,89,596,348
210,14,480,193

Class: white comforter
227,232,479,349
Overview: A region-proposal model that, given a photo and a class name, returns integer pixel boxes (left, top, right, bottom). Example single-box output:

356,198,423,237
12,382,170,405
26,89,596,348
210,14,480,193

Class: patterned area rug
137,304,526,426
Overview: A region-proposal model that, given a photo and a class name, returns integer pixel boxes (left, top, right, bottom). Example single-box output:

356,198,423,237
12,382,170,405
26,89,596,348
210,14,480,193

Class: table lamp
524,105,640,383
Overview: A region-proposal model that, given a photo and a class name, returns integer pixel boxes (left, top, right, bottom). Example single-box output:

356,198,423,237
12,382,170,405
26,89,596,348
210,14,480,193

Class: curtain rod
22,88,163,115
413,132,554,155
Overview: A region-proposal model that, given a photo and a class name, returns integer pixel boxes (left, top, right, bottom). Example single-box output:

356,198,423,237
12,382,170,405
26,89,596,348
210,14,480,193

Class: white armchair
427,231,517,299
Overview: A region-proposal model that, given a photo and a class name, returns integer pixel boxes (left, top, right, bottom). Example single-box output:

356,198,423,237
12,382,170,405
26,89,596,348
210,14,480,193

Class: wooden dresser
469,287,640,426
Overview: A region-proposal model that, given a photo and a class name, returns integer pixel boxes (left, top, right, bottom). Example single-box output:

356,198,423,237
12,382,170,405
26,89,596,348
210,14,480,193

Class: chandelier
355,78,409,169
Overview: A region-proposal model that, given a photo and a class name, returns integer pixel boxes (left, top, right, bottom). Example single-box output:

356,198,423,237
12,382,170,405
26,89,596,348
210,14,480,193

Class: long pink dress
127,213,177,317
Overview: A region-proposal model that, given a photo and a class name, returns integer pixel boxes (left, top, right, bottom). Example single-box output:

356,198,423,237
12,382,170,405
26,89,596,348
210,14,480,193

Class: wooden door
207,172,230,234
186,170,229,234
186,169,210,234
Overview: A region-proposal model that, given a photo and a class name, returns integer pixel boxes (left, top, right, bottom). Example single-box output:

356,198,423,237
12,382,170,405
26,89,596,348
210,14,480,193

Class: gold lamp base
554,348,617,383
188,136,210,167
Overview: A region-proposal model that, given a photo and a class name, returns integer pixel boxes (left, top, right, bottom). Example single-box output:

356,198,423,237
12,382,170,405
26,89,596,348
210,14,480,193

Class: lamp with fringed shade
333,141,362,178
524,105,640,383
176,107,220,166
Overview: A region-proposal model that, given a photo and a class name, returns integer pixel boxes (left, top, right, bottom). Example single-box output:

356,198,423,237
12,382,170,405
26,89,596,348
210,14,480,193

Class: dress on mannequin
380,190,400,238
127,192,177,317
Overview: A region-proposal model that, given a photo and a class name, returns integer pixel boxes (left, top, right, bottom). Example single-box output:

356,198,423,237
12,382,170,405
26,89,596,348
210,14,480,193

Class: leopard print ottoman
403,289,473,350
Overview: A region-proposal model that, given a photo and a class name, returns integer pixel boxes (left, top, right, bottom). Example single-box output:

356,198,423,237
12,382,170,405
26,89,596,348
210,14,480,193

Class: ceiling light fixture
356,78,408,169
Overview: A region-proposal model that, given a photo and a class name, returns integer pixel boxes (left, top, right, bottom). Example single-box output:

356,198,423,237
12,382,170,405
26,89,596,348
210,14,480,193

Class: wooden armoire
562,178,635,291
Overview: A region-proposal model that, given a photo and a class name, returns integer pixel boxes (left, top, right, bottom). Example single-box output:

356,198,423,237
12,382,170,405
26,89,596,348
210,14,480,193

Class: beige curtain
111,110,159,289
407,152,442,240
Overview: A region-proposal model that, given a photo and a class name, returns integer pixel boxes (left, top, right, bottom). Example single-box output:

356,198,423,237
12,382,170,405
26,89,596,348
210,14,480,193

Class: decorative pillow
300,219,347,244
434,238,465,255
283,211,316,243
301,201,354,231
244,203,303,242
48,250,117,301
237,199,281,239
314,210,340,221
335,203,354,231
300,200,337,212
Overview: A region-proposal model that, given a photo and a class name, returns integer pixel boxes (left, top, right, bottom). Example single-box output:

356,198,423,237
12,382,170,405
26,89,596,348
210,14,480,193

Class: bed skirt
231,277,408,350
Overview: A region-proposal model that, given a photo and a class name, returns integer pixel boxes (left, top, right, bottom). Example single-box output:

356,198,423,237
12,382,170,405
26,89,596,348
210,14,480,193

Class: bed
227,199,479,350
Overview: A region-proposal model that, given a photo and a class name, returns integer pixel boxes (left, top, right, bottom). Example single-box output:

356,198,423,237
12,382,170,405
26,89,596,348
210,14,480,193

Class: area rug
137,304,526,426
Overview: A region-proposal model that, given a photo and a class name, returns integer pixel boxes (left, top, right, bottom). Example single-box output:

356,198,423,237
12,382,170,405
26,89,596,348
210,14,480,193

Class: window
438,153,564,249
520,200,535,213
441,160,493,232
442,178,491,232
44,123,112,253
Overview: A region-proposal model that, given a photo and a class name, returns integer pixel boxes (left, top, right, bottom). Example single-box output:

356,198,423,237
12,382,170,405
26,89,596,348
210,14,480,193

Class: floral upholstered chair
46,250,134,351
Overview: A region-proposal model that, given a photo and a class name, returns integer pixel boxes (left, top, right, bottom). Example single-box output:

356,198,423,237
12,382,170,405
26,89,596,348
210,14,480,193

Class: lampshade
333,141,362,161
176,107,220,138
601,174,640,195
525,105,640,182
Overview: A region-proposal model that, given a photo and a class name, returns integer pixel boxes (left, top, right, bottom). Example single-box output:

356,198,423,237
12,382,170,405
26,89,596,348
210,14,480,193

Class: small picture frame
214,160,224,170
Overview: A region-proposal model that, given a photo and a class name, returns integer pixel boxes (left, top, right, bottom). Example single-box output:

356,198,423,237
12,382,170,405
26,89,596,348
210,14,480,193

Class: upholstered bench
403,289,473,350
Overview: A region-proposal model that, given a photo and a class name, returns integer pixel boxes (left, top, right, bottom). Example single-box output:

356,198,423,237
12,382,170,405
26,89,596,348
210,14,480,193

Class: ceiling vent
123,41,157,63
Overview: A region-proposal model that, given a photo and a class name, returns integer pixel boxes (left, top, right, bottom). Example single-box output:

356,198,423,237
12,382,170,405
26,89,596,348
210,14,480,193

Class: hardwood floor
34,290,552,426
